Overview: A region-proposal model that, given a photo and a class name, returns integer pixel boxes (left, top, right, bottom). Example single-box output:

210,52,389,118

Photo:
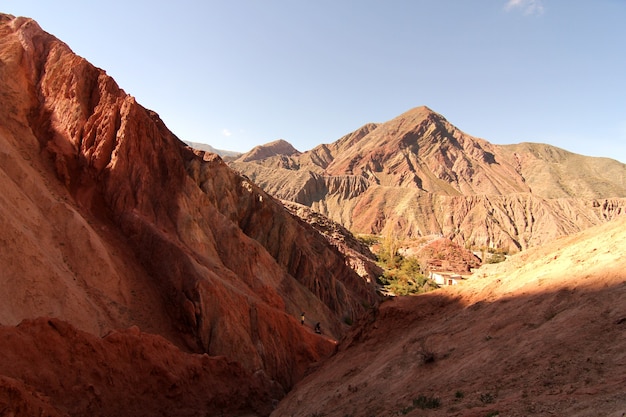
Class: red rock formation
400,237,482,274
282,200,383,285
0,13,379,414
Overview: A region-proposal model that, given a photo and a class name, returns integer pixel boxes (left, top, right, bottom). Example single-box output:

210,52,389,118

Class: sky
3,1,626,163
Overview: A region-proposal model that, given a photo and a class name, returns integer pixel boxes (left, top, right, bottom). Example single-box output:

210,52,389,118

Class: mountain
237,139,301,163
230,107,626,251
0,13,378,415
272,215,626,416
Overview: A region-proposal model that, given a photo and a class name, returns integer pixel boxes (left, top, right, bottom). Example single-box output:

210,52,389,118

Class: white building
429,271,466,286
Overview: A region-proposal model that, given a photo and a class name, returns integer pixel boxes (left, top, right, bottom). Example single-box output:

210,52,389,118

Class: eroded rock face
0,13,379,412
231,107,626,251
281,200,383,286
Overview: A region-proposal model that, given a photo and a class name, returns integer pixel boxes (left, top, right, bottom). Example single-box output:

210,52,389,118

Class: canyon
0,13,625,417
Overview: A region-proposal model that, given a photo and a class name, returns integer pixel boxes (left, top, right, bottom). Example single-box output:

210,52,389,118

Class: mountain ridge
230,106,626,251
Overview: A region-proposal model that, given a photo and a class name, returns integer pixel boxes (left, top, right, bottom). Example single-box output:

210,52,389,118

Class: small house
429,270,466,286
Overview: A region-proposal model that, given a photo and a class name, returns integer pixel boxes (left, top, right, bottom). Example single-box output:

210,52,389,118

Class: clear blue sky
3,1,626,163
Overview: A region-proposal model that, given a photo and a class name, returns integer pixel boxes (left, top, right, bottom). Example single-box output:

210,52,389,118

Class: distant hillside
184,141,241,158
230,106,626,251
498,141,626,198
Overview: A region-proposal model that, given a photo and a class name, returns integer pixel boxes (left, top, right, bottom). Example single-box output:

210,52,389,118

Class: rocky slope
0,13,378,415
0,318,282,417
281,200,383,285
272,215,626,417
230,107,626,251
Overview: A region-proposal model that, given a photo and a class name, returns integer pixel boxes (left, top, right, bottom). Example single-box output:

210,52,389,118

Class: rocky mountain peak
236,138,300,162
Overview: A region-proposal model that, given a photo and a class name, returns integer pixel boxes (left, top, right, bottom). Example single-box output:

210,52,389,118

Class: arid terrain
0,12,625,417
273,215,626,416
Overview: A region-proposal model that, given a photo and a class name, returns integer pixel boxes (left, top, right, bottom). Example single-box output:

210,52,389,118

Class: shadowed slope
0,318,281,417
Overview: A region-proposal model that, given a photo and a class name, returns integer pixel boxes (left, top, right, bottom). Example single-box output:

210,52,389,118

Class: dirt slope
0,318,283,417
272,215,626,416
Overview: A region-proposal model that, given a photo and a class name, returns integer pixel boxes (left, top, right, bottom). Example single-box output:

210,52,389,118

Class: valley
0,13,624,417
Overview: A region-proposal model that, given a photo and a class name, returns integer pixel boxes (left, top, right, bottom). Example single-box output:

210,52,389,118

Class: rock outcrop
230,107,626,251
398,236,482,274
0,13,378,414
